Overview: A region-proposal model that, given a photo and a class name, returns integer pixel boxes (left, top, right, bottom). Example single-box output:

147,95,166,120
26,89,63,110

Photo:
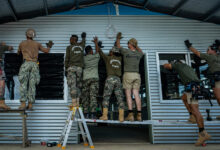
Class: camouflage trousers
67,66,82,99
18,61,40,103
81,78,99,113
103,76,124,109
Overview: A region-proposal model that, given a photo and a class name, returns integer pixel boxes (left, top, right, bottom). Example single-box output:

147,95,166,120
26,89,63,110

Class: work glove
116,32,123,39
46,40,54,48
81,32,86,38
98,41,104,48
184,40,192,49
215,39,220,47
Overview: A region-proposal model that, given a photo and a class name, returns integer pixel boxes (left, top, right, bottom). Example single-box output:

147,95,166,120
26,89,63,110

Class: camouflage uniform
18,61,40,103
81,78,99,113
67,66,82,99
103,76,124,109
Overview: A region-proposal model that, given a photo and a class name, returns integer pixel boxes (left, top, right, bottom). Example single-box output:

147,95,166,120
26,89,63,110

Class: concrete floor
0,143,219,150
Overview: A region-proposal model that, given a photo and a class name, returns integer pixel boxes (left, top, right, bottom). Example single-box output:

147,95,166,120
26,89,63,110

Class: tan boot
99,108,108,120
0,100,10,110
125,112,134,121
27,102,33,110
137,112,142,121
188,115,197,123
195,130,211,146
119,109,124,122
19,102,26,110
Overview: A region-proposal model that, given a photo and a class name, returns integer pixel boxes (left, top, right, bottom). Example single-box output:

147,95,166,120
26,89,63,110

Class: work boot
99,108,108,120
119,109,124,122
125,112,134,121
188,115,196,123
195,130,211,146
27,102,33,110
71,99,77,107
137,112,142,121
19,102,26,110
0,100,10,110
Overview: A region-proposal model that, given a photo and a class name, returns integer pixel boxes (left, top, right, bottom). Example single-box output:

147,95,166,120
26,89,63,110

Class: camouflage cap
110,46,119,53
26,28,36,38
128,38,138,47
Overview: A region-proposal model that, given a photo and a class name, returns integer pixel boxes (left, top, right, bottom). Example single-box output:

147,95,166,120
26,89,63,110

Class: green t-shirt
119,47,143,72
99,49,122,77
83,53,100,80
65,40,85,69
172,62,201,85
200,53,220,74
0,45,9,59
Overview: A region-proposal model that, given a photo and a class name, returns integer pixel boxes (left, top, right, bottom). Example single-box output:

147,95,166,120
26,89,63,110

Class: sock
189,112,192,115
128,110,133,113
199,128,204,133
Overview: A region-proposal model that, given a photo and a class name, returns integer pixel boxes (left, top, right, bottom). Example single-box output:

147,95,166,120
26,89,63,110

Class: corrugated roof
0,0,220,24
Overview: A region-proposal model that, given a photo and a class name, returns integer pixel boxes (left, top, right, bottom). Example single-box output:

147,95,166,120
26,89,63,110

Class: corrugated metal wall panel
0,15,220,144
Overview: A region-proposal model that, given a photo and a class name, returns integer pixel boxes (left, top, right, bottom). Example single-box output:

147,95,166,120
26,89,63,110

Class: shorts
215,81,220,88
123,72,141,90
186,92,198,104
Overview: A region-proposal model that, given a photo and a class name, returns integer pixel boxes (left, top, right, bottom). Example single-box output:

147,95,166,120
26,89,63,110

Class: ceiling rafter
7,0,18,21
43,0,48,15
171,0,189,15
203,3,220,21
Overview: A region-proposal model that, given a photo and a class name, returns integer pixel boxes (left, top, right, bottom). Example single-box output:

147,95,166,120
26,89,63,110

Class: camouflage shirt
119,47,143,72
200,53,220,74
99,49,122,77
171,62,201,85
65,40,85,69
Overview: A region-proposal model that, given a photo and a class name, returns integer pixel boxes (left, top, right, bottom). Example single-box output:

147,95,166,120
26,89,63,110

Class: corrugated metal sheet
0,15,220,144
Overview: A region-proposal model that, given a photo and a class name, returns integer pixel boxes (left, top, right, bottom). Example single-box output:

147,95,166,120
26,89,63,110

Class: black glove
46,40,54,48
184,40,192,48
81,32,86,38
98,41,104,48
215,40,220,47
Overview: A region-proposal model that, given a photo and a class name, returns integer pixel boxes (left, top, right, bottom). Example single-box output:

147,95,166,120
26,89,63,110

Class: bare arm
189,46,201,57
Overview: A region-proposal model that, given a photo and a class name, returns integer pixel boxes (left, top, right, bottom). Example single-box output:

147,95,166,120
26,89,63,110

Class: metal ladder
57,107,94,149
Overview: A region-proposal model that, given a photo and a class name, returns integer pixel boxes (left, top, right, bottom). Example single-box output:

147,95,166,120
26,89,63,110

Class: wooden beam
171,0,189,15
7,0,18,21
143,0,150,9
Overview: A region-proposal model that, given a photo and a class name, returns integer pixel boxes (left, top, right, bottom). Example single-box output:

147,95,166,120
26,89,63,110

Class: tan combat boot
99,108,108,120
137,112,142,121
27,102,33,110
195,130,211,146
188,114,196,123
125,112,134,121
119,109,124,122
0,100,10,110
19,102,26,110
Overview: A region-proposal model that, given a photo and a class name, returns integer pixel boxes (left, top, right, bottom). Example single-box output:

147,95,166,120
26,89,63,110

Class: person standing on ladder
116,32,144,121
93,37,125,122
65,32,86,107
163,60,211,146
0,42,13,110
17,28,53,110
81,41,100,119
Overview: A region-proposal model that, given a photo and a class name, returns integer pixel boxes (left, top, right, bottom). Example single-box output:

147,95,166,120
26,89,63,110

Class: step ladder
57,107,94,149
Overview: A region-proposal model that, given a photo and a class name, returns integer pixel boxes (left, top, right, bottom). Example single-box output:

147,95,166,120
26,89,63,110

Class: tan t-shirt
18,40,45,62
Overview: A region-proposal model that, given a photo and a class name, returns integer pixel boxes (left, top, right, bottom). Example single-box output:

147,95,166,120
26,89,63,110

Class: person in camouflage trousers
81,43,100,118
0,42,13,110
17,28,53,110
93,37,125,122
65,32,86,107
